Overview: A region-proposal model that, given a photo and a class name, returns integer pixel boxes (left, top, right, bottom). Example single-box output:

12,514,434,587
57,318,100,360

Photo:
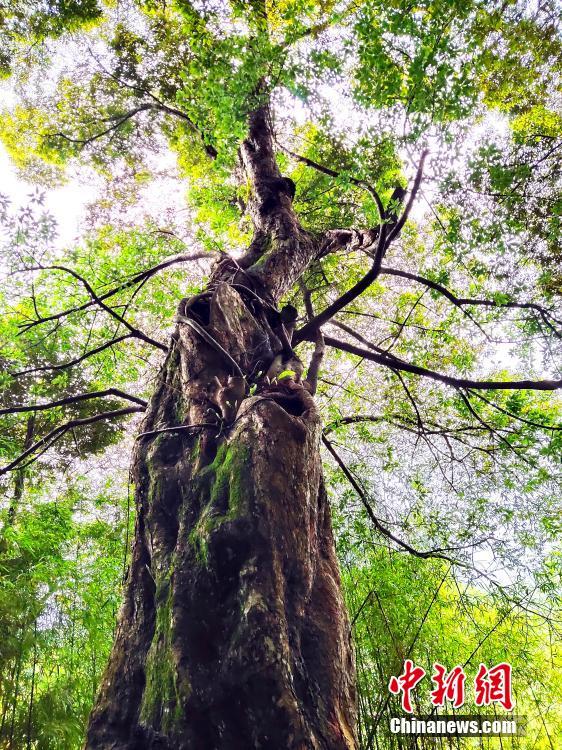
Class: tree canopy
0,0,561,747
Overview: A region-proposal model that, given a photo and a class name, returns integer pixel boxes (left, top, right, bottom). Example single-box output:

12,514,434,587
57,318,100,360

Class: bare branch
85,46,218,158
384,150,428,245
380,266,562,337
149,101,218,159
323,414,387,434
456,389,536,467
277,145,385,221
18,252,214,333
22,264,167,351
47,99,218,157
295,152,428,343
323,413,426,437
0,388,147,416
331,319,405,363
322,435,453,562
467,389,561,431
0,407,144,477
45,104,154,146
323,335,562,391
340,308,445,334
295,226,387,342
10,334,134,377
379,291,426,352
393,369,423,430
329,323,434,378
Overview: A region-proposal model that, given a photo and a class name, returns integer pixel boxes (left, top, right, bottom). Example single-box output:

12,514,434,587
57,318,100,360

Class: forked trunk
85,106,357,750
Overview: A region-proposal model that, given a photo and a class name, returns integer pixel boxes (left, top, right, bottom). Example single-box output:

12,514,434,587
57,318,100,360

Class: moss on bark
188,441,251,566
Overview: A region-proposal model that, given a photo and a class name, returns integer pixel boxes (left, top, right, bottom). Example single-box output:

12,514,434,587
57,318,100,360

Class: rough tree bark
84,105,357,750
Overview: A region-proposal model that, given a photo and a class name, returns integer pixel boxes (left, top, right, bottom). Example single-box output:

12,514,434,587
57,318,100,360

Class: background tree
0,1,561,748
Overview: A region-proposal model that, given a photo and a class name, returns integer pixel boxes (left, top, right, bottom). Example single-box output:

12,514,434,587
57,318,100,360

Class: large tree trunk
84,106,357,750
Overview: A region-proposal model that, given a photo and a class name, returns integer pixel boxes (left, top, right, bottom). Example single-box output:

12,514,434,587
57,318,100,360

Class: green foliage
337,539,562,749
352,0,478,128
0,0,103,77
277,369,297,380
0,477,128,749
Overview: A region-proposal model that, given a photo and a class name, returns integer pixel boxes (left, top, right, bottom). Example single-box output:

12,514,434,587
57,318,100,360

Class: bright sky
1,144,92,248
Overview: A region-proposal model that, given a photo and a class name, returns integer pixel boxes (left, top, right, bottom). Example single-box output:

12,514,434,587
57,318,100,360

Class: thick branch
241,104,287,227
295,152,428,342
304,330,325,394
324,335,562,391
295,227,387,343
238,104,318,299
